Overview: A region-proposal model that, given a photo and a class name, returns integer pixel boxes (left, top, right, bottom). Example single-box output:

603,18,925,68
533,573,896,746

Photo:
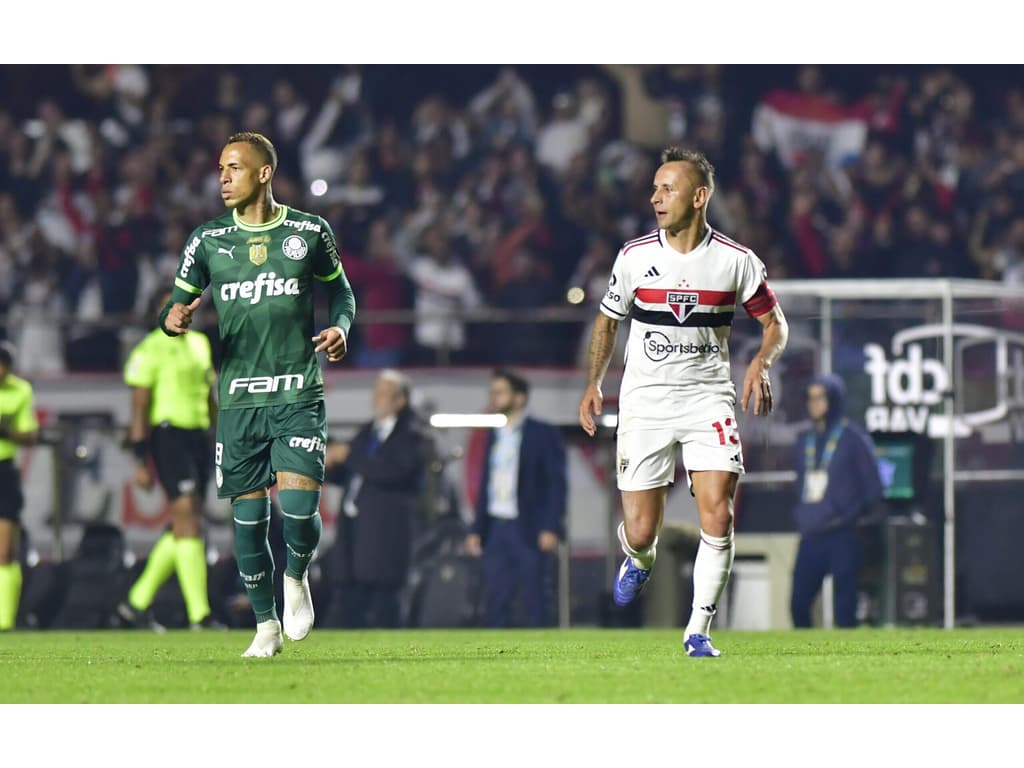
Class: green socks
128,531,177,611
279,489,322,580
0,562,22,630
174,537,211,625
233,497,277,623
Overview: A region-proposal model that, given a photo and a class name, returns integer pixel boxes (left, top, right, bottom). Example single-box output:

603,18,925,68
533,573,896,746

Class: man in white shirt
578,147,789,657
406,224,482,365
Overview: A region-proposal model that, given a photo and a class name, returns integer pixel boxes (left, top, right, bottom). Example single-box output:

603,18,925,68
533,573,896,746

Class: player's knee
231,497,271,543
280,489,322,551
700,496,734,533
283,511,322,552
624,519,658,551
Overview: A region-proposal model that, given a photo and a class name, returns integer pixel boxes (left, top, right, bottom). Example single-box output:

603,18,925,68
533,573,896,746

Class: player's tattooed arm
579,314,619,436
587,313,619,386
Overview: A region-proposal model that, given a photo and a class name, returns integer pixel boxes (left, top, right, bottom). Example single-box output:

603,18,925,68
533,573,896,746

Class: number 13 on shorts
711,418,739,446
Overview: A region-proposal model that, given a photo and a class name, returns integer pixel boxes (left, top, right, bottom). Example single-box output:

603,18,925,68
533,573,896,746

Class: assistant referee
0,341,38,632
116,292,220,630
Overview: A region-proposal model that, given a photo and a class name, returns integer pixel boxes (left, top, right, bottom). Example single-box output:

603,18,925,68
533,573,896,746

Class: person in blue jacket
465,369,567,627
791,373,883,628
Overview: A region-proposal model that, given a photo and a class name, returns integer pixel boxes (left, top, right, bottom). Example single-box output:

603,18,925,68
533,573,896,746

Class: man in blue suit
465,369,567,627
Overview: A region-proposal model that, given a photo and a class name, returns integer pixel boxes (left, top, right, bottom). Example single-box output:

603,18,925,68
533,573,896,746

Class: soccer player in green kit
162,132,355,657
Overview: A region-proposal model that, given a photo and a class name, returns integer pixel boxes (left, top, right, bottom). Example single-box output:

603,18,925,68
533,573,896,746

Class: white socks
618,522,657,570
685,529,735,638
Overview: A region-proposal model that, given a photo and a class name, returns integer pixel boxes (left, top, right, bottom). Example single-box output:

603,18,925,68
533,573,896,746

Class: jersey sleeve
738,250,778,318
172,226,210,300
13,383,38,434
598,248,632,321
314,217,356,334
160,226,210,336
123,339,157,389
313,217,344,282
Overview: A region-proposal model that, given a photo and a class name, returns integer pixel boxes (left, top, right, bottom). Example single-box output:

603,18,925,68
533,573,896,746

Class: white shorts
615,406,745,492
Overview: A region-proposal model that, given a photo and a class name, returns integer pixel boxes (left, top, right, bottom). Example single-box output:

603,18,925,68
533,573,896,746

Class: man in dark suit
325,369,429,627
465,369,567,627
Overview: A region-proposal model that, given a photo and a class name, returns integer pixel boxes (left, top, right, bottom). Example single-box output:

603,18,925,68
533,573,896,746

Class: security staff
0,341,39,631
116,292,220,630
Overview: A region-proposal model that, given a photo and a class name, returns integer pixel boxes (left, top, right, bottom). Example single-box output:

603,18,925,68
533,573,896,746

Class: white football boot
283,573,314,641
241,618,283,658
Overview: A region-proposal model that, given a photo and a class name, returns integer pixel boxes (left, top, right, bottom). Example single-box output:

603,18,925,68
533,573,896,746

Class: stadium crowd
0,64,1022,373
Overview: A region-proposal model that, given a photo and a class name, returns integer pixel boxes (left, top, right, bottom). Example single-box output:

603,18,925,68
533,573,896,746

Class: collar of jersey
659,226,713,253
232,204,288,232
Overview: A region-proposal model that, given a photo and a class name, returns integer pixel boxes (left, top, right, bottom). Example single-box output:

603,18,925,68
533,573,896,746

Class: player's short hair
378,368,411,402
493,368,529,400
227,131,278,173
660,146,716,195
0,340,15,369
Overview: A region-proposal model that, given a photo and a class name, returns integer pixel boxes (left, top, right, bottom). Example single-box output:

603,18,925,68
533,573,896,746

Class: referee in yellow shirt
0,341,38,631
116,292,220,630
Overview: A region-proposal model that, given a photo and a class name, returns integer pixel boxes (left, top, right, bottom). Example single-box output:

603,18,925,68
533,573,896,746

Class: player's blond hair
660,146,715,196
227,131,278,173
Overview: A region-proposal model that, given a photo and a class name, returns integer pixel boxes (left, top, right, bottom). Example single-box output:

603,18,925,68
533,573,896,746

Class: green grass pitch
2,627,1023,703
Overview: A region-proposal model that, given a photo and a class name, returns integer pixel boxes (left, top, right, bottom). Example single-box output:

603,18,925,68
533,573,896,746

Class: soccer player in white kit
578,147,788,657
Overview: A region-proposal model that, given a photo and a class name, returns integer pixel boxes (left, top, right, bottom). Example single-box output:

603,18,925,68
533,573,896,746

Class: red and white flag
752,90,869,171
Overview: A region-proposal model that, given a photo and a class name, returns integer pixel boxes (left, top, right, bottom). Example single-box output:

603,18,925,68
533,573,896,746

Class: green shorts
214,400,327,499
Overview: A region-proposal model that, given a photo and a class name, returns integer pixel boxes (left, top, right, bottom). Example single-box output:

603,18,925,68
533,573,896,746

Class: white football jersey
599,226,777,429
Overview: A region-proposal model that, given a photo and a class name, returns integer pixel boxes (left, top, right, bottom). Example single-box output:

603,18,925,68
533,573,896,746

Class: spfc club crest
667,291,699,323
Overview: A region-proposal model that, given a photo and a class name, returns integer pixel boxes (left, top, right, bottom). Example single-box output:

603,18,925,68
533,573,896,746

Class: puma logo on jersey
220,272,300,304
217,246,237,259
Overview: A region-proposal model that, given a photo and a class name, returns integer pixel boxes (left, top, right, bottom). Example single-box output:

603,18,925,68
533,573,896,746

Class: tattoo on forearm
588,319,617,384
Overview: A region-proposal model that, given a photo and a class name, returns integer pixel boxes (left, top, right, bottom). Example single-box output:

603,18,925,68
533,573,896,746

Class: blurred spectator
536,91,590,178
343,219,411,369
403,223,482,366
469,67,539,152
1,64,1022,372
327,150,386,253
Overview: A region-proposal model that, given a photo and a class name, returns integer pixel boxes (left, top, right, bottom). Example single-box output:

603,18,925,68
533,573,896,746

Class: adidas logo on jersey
220,272,300,304
644,266,661,278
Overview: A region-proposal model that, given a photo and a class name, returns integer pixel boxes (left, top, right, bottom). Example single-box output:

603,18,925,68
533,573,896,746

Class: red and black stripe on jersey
630,287,736,328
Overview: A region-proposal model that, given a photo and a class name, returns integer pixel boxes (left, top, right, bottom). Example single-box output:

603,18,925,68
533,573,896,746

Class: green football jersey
171,205,344,410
